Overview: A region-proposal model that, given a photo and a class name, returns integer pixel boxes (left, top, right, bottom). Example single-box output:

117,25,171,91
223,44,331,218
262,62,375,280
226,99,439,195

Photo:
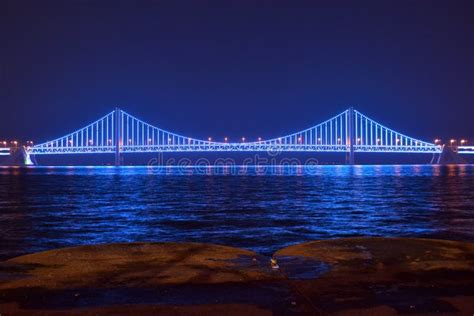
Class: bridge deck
457,146,474,154
0,148,11,156
30,144,441,154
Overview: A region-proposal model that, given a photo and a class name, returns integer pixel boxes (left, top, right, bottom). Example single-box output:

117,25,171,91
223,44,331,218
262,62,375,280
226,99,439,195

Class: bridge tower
114,107,122,166
347,107,355,165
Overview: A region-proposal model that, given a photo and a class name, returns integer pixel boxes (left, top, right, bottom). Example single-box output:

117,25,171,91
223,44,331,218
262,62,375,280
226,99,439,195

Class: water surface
0,165,473,259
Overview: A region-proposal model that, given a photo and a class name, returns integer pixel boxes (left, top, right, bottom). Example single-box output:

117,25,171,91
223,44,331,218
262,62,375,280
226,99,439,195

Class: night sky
1,0,473,144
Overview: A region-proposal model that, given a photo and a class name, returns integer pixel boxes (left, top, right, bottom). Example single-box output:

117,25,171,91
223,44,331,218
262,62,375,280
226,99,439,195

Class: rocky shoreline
1,238,473,315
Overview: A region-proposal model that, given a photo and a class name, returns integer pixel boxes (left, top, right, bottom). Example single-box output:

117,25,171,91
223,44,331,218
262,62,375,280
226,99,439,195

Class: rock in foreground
275,237,474,314
1,238,474,315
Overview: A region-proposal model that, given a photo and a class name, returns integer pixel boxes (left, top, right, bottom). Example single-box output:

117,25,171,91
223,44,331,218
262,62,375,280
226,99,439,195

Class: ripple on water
0,165,473,260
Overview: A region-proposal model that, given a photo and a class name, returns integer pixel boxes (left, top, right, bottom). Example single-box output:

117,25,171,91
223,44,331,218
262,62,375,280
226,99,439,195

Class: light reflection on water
0,165,473,259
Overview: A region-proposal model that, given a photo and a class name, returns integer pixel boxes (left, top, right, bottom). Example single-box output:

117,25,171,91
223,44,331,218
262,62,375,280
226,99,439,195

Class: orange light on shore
450,139,456,144
460,139,466,145
434,139,441,144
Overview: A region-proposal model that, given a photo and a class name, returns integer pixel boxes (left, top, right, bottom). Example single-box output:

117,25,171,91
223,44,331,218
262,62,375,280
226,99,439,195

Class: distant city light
258,137,262,142
434,139,440,144
241,137,246,142
208,137,212,142
224,137,228,142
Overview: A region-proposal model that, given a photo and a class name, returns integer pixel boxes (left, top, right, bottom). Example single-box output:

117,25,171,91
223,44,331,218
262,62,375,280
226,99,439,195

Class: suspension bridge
5,107,473,165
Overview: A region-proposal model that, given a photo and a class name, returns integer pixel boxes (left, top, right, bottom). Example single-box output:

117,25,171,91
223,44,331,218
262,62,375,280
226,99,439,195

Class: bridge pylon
347,107,355,165
114,107,122,166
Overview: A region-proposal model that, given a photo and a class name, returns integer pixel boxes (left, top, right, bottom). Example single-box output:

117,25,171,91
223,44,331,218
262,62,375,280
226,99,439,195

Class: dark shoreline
1,237,473,315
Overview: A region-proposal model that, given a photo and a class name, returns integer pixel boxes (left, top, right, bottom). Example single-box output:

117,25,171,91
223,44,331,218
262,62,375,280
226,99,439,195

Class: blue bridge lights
26,107,447,165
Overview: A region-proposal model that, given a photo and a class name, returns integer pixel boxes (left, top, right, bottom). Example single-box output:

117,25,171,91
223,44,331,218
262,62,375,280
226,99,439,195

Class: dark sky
1,0,473,144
